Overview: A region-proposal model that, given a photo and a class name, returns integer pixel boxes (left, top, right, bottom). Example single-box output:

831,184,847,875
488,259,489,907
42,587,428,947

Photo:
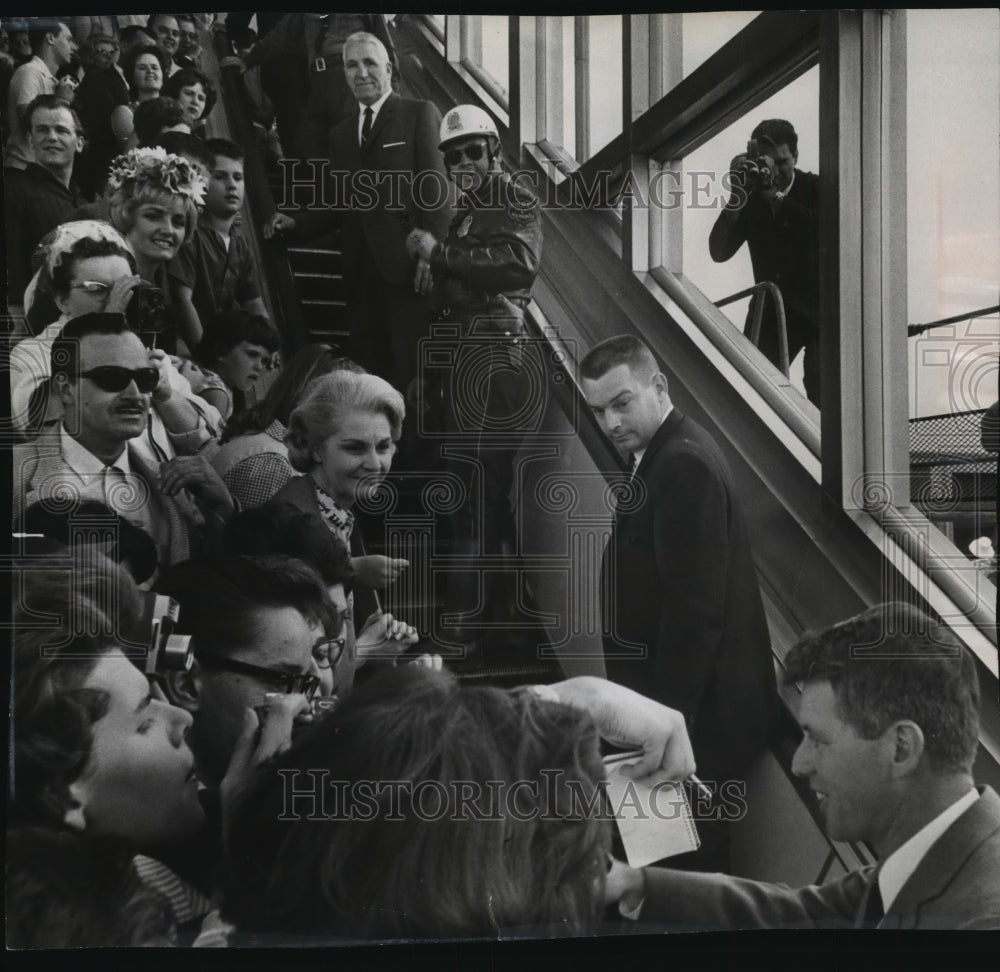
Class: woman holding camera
10,217,222,457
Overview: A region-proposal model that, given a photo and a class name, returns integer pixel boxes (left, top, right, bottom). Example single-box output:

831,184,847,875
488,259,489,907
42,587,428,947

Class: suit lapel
633,407,685,479
887,786,1000,928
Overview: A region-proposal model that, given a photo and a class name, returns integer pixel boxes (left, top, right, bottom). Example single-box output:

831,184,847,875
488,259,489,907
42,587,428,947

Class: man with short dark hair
3,17,77,169
174,15,202,70
5,94,85,307
169,137,267,350
158,554,341,787
146,14,181,78
581,334,776,871
710,118,820,405
612,603,1000,930
13,313,235,570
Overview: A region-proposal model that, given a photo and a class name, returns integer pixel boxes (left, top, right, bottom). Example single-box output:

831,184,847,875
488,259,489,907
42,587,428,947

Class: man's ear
652,371,669,397
62,793,87,832
52,373,74,408
162,663,202,712
888,720,925,779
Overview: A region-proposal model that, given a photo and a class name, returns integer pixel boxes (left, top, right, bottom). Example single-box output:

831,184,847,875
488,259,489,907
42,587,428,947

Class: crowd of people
5,13,998,949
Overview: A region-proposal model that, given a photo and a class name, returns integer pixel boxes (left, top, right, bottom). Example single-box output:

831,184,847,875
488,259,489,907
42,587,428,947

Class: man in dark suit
581,334,776,782
266,31,451,394
581,335,776,870
608,603,1000,930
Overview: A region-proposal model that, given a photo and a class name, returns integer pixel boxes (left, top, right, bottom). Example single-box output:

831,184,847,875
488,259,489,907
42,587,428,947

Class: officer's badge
445,110,463,133
456,214,473,237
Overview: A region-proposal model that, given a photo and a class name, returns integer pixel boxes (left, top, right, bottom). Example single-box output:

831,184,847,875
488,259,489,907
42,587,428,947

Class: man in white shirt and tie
608,601,1000,930
265,31,452,395
13,313,236,571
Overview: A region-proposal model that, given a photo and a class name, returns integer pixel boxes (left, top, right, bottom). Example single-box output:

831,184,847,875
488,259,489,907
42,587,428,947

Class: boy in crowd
169,138,268,351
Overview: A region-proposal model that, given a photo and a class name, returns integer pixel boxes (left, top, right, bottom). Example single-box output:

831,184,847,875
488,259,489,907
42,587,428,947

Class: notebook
603,752,701,868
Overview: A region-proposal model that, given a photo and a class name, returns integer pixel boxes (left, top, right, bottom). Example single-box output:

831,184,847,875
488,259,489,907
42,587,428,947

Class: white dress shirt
356,89,392,146
878,786,979,911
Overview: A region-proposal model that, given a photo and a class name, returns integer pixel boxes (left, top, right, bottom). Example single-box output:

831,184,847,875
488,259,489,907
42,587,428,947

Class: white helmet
439,105,499,149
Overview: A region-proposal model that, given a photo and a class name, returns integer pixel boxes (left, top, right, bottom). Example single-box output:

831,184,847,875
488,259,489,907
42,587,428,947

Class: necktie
628,454,638,478
863,872,884,925
360,106,373,147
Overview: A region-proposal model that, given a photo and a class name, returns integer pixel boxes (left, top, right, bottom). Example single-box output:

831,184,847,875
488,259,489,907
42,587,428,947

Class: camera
737,138,775,191
417,321,565,439
136,594,194,677
125,283,170,348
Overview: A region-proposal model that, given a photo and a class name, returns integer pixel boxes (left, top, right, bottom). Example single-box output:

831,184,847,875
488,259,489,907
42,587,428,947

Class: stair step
293,272,346,301
288,246,343,275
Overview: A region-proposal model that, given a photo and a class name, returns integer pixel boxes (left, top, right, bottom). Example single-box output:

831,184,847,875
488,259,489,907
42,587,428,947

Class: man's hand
352,554,409,589
55,76,78,101
159,454,235,519
219,694,310,847
413,256,433,295
356,610,420,662
406,228,438,262
545,676,696,781
147,348,179,404
103,273,142,314
263,212,296,239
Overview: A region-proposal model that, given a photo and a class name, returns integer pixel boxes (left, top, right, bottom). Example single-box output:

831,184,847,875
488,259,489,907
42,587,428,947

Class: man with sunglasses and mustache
404,104,543,652
13,312,235,572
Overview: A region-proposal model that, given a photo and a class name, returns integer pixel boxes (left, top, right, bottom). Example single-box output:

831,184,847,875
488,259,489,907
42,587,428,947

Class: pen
690,774,714,804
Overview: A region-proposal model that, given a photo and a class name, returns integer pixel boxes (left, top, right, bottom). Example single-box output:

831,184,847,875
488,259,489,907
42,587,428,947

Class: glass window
676,66,820,399
681,11,762,79
586,15,623,160
906,9,999,577
480,15,509,99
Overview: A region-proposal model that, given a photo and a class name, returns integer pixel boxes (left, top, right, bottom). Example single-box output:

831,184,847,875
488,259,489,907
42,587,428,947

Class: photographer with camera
709,118,821,405
404,104,543,650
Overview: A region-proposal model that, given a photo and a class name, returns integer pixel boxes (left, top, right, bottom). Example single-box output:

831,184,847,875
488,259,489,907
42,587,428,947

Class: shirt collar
312,478,356,544
359,90,392,128
60,425,131,477
878,786,979,911
773,169,796,202
29,55,57,83
631,404,674,472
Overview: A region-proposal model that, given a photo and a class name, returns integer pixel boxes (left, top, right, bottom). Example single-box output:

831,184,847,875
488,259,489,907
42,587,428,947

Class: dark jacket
429,170,542,319
601,408,777,780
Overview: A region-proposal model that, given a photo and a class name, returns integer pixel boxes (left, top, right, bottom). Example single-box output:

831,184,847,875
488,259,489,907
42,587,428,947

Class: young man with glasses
13,312,236,571
157,554,343,789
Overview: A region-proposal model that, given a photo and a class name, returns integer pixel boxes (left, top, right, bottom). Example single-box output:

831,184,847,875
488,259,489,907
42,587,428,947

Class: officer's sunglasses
444,142,487,166
79,366,159,393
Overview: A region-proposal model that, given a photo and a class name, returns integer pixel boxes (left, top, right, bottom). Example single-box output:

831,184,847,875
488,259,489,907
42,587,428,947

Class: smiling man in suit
608,602,1000,930
581,334,777,870
267,32,452,395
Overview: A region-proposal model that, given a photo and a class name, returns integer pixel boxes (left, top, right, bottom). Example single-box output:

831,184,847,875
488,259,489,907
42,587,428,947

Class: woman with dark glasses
404,104,544,651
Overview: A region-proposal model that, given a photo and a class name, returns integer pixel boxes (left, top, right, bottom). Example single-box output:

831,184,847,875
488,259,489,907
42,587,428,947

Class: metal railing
715,281,790,376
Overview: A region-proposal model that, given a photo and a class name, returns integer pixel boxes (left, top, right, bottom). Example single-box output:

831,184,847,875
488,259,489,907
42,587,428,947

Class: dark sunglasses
444,142,487,166
79,366,159,393
195,649,323,700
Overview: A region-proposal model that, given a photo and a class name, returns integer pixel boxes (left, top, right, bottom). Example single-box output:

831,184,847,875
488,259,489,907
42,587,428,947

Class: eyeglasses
79,366,159,393
71,280,112,296
444,142,487,166
312,636,347,670
195,649,323,699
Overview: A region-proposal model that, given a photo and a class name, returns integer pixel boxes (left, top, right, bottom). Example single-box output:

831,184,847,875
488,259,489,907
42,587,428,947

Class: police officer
405,104,543,649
